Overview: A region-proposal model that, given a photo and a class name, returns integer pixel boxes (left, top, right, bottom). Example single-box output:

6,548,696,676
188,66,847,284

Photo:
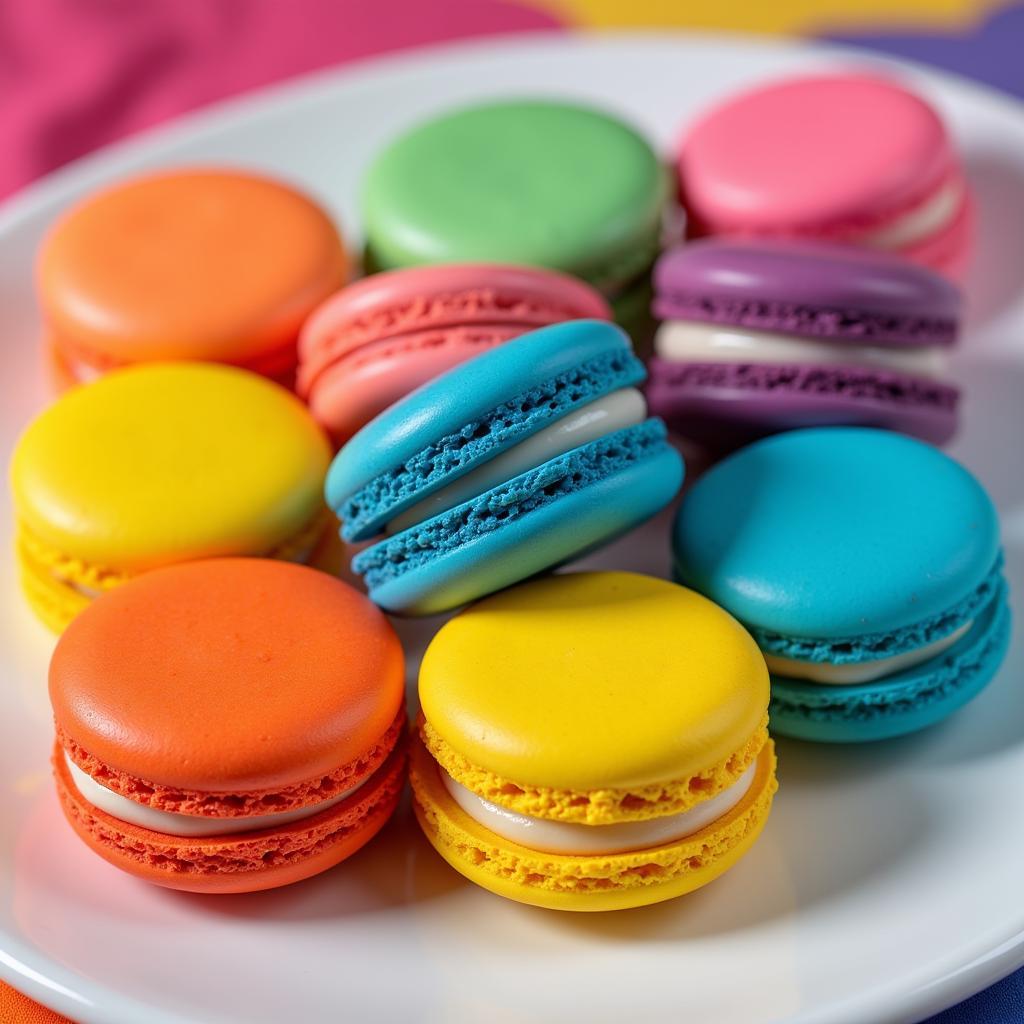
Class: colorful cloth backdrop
0,0,1021,1021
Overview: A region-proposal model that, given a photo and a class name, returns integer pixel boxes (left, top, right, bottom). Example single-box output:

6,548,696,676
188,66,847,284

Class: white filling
654,322,947,378
861,178,963,250
66,753,361,837
764,620,972,685
442,763,756,856
386,388,648,535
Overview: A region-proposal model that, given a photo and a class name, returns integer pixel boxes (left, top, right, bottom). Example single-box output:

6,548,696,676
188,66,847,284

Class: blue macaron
672,427,1010,743
326,320,684,615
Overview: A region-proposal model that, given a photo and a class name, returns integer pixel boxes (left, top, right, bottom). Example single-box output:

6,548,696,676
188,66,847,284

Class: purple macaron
647,240,961,447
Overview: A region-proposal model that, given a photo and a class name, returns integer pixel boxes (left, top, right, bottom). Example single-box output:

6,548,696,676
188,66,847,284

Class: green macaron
361,99,666,313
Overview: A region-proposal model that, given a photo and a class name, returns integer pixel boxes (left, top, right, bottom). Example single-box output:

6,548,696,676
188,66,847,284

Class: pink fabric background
0,0,562,201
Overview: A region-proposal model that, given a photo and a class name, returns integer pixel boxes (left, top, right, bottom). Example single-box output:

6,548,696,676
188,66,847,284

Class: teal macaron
672,427,1009,742
360,99,666,330
326,320,683,615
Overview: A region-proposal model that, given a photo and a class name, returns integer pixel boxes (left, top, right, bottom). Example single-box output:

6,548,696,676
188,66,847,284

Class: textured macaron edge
648,360,958,415
651,297,957,348
58,703,406,818
411,733,776,903
753,559,1004,663
296,270,612,395
334,346,646,541
55,741,406,892
352,421,670,590
419,712,769,826
768,587,1010,738
14,508,331,632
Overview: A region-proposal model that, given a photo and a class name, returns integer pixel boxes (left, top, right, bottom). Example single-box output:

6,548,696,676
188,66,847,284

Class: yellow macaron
411,571,777,911
11,362,330,631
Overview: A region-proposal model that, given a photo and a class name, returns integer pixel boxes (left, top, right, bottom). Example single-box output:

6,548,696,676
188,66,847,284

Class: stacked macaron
677,72,971,279
325,320,683,615
360,99,666,332
410,572,777,910
673,429,1010,742
38,169,348,387
648,240,962,446
50,560,406,892
11,363,330,632
297,264,610,443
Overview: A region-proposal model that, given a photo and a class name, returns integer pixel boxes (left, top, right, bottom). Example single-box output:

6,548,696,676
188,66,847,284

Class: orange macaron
38,168,348,387
49,558,406,893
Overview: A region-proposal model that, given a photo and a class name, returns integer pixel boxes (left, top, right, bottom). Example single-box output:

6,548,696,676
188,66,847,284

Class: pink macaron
296,264,611,444
677,73,970,280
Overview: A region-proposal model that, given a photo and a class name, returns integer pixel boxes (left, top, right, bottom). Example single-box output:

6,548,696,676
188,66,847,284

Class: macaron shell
419,572,766,791
361,100,665,287
39,170,347,370
673,428,999,639
357,425,683,616
11,363,330,573
647,358,959,448
297,263,612,391
50,559,404,794
305,325,518,443
56,741,406,893
679,74,955,236
15,537,90,633
768,588,1010,742
327,320,643,539
652,239,962,339
411,734,777,911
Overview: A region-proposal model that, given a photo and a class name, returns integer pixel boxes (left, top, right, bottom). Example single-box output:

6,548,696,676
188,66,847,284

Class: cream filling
387,388,648,535
654,321,947,378
66,753,361,837
764,620,972,685
442,763,756,856
861,178,963,250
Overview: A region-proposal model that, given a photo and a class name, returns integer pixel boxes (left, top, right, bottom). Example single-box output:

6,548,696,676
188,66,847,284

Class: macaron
11,363,330,632
678,73,970,278
297,264,611,444
673,428,1010,743
647,240,961,447
49,559,406,893
360,100,666,328
410,571,777,911
38,169,348,387
325,320,683,615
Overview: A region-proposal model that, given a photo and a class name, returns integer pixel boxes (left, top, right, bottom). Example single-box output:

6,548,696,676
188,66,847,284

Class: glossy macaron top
296,262,612,393
326,319,645,540
679,73,956,235
419,572,768,792
674,428,999,639
50,559,404,792
12,363,330,572
362,100,666,287
653,239,961,345
38,169,347,371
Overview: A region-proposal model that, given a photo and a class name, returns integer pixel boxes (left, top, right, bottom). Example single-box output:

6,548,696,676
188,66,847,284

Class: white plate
1,33,1022,1024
